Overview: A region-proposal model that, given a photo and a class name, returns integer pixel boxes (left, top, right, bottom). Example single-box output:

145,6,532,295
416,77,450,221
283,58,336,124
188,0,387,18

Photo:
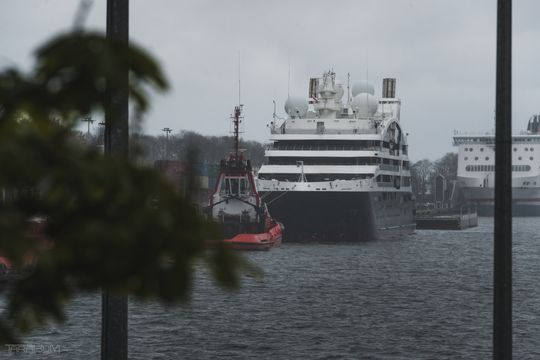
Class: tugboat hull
223,223,283,251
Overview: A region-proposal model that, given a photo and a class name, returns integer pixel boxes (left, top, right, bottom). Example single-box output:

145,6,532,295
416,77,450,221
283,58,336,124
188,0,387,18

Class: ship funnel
382,78,396,98
309,78,319,102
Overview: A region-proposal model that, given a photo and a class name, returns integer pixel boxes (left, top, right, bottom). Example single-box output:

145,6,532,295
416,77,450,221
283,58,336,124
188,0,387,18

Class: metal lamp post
83,115,94,136
162,127,172,160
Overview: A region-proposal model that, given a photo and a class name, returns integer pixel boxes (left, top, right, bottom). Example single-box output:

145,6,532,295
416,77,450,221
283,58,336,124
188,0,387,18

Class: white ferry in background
256,71,415,241
453,115,540,216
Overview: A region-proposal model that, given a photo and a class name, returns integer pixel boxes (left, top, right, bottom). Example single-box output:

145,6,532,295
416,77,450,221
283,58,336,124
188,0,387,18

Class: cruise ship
256,71,415,241
453,115,540,216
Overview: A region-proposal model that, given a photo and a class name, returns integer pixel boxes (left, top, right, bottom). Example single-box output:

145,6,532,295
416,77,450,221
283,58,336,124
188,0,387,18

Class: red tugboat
0,217,47,282
206,105,283,250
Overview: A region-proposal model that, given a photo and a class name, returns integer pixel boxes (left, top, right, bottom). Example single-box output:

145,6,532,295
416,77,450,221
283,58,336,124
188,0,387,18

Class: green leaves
0,32,244,342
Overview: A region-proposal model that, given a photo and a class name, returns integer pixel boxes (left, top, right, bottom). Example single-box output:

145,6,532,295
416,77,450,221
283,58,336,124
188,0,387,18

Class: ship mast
232,105,242,163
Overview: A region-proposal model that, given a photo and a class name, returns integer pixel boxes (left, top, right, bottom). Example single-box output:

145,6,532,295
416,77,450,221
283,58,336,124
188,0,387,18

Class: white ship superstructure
256,71,415,241
453,115,540,216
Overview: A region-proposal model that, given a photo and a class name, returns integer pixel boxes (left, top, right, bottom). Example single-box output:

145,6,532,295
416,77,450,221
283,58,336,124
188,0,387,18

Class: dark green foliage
0,32,246,342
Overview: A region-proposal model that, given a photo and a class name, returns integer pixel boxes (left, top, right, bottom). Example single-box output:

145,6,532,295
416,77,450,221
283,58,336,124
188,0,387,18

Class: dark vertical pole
494,0,512,359
102,1,129,359
105,0,129,159
161,127,172,160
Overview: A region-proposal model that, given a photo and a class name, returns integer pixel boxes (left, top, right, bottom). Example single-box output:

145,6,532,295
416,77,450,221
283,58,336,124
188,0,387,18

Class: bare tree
411,159,434,203
433,152,458,181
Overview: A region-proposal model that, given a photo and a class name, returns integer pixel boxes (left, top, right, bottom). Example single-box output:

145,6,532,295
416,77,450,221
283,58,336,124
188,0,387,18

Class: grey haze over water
1,1,540,160
4,217,540,359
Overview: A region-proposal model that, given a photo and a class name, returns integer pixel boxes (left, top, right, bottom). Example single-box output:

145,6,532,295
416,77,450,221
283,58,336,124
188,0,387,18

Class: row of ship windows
464,147,490,152
464,147,536,152
266,157,409,168
218,177,253,196
464,156,490,161
258,173,374,181
465,165,531,172
464,156,533,161
270,141,409,154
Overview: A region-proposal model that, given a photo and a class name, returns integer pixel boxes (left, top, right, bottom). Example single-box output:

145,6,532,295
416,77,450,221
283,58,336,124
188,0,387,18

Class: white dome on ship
352,93,378,117
334,81,344,101
351,80,375,96
284,96,308,117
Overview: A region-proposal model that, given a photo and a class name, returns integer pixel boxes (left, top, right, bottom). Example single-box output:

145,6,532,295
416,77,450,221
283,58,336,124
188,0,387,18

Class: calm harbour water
3,217,540,359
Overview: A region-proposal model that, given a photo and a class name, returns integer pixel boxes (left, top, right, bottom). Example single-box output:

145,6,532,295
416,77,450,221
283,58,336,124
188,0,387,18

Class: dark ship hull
260,191,415,242
473,203,540,217
463,187,540,216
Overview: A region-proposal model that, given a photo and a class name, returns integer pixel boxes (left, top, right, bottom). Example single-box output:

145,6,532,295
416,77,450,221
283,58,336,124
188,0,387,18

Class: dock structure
415,208,478,230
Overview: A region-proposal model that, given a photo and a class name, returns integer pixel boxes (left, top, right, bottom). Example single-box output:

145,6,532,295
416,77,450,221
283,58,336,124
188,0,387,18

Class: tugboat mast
232,105,243,163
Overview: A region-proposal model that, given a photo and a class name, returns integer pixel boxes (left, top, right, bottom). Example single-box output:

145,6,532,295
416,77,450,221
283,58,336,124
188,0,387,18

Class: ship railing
262,161,383,167
453,136,540,144
453,130,540,137
453,138,496,146
270,128,379,135
453,130,495,136
258,178,376,191
266,145,381,151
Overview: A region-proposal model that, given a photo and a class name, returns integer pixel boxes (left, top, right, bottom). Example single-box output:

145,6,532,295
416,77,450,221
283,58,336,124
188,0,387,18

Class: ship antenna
238,51,241,106
366,64,369,84
231,53,243,164
365,59,369,112
347,72,351,107
287,62,291,99
365,51,369,83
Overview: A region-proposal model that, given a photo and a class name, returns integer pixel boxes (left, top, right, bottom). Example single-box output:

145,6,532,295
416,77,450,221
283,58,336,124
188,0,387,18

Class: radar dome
284,97,308,118
352,93,378,117
352,80,375,97
334,81,344,101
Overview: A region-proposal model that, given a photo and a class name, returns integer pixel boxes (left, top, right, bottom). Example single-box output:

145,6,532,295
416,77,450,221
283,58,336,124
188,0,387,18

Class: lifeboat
222,212,283,251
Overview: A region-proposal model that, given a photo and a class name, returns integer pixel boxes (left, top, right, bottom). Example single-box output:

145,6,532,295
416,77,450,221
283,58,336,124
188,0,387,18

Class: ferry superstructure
453,115,540,216
256,71,415,241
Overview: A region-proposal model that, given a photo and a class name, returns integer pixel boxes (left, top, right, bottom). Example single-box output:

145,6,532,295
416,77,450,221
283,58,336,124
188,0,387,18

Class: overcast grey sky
1,0,539,160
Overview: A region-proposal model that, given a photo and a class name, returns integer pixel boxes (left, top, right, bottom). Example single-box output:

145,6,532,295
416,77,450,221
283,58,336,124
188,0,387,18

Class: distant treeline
130,131,267,168
410,152,459,204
